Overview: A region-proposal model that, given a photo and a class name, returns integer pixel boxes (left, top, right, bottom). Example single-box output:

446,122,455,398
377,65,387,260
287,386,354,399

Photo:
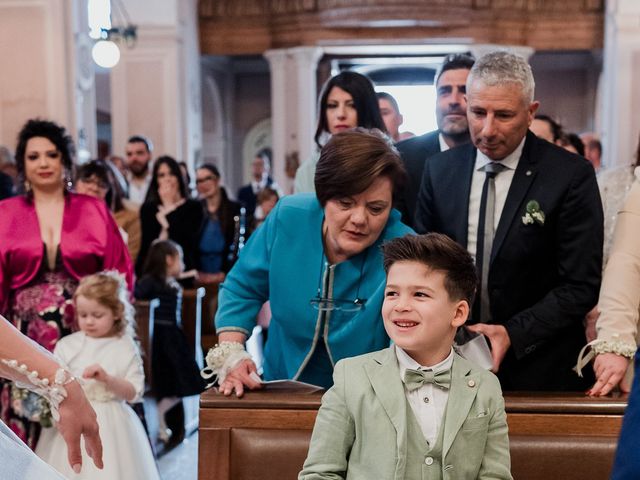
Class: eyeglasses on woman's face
195,175,216,185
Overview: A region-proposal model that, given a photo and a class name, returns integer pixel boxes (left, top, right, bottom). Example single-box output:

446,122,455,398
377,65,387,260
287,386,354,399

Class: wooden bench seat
198,387,627,480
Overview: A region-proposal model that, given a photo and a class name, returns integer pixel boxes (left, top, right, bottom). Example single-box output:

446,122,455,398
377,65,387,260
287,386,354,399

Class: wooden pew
181,287,206,435
181,286,205,368
134,298,159,392
195,281,221,354
198,388,627,480
506,392,625,480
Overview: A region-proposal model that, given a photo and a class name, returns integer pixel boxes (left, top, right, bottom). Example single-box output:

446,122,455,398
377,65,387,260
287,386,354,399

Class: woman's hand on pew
589,353,632,396
219,358,263,398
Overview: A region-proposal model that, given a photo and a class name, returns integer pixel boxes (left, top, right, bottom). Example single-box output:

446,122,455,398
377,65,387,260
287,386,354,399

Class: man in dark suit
415,51,603,391
395,53,475,227
0,171,14,200
237,149,276,216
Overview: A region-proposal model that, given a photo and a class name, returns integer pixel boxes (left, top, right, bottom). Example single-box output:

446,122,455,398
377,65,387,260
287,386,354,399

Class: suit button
425,457,434,465
423,396,430,403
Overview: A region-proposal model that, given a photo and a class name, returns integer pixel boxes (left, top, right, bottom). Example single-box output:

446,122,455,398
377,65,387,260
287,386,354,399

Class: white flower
532,211,545,225
522,213,534,225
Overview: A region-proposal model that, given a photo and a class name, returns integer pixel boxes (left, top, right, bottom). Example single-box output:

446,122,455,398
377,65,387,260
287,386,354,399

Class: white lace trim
574,335,637,377
0,359,75,421
201,341,252,388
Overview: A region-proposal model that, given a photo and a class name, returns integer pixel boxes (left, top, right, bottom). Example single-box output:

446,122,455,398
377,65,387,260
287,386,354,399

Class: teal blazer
215,194,413,381
300,348,512,480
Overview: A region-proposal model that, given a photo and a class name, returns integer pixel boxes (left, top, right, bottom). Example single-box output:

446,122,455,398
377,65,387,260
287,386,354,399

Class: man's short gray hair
467,50,535,103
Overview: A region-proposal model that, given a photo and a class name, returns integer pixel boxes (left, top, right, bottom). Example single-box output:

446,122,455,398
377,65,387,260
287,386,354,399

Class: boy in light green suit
300,233,512,480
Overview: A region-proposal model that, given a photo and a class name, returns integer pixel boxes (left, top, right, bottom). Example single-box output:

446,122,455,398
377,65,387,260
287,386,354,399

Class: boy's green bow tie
403,368,451,391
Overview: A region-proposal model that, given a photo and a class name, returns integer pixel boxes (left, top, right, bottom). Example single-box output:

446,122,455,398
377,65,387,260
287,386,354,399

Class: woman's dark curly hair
15,119,75,181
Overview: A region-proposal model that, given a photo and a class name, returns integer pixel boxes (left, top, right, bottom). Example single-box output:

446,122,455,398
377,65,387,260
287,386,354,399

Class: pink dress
0,193,133,448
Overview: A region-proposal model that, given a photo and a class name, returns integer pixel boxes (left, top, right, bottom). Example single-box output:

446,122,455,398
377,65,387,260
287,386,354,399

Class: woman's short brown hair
314,128,405,206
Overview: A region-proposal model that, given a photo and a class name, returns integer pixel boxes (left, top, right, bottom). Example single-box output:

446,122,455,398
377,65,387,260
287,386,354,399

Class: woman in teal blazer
211,130,413,393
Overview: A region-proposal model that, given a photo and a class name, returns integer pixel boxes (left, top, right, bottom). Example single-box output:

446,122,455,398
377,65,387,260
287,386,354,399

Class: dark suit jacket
0,171,14,200
395,130,441,228
136,199,205,275
415,131,603,391
237,176,274,216
611,350,640,479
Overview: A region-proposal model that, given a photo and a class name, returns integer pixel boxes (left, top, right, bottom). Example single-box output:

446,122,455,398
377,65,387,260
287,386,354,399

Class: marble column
265,46,323,194
264,48,292,193
109,0,202,169
600,0,640,168
290,46,323,167
0,0,87,151
73,0,98,160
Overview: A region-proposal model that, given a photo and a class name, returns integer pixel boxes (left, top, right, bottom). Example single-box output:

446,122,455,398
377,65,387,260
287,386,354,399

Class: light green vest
403,397,446,480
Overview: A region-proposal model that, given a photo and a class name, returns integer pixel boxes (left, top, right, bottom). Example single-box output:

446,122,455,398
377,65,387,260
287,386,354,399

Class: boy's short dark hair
382,233,477,305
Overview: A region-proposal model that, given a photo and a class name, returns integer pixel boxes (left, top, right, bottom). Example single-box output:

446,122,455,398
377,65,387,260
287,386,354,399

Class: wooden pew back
181,286,205,368
134,298,159,392
196,281,220,353
198,389,626,480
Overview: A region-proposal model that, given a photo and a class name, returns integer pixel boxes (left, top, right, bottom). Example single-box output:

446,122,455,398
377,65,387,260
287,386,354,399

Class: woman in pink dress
0,119,133,448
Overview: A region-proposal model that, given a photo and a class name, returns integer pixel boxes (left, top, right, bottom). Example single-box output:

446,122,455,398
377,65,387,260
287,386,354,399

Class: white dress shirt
127,172,152,206
438,133,452,153
251,174,270,194
466,138,526,260
396,346,454,445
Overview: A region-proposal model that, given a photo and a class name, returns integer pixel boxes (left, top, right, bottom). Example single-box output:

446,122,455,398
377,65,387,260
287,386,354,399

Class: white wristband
201,341,253,388
1,359,76,421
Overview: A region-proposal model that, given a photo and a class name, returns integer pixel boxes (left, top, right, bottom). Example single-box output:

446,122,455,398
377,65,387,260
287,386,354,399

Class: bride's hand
218,359,262,398
56,380,103,473
588,353,631,396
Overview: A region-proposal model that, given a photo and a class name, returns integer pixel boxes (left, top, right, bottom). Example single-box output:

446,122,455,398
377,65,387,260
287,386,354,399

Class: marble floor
144,395,200,480
157,431,198,480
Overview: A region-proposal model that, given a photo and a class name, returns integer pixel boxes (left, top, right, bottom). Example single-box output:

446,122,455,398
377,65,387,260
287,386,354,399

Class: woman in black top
136,156,204,275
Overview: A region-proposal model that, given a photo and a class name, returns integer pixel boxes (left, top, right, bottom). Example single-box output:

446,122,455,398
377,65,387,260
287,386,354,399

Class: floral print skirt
0,269,77,449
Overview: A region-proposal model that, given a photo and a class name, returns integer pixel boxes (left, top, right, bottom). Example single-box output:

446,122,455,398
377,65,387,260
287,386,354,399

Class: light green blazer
299,348,512,480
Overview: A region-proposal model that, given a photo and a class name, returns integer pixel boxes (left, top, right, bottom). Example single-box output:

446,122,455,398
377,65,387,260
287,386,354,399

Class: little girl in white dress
36,271,159,479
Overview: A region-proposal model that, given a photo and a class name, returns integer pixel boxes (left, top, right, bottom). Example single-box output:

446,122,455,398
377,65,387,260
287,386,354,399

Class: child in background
36,271,159,479
135,240,204,445
300,234,512,480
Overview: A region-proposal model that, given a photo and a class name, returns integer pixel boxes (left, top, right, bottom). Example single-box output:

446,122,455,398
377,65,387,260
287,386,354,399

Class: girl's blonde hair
74,271,135,337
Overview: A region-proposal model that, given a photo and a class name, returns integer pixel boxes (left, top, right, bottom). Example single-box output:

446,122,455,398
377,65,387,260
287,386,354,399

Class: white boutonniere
522,200,545,226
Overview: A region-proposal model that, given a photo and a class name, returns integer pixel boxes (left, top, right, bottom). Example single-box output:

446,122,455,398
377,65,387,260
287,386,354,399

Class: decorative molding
199,0,605,54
